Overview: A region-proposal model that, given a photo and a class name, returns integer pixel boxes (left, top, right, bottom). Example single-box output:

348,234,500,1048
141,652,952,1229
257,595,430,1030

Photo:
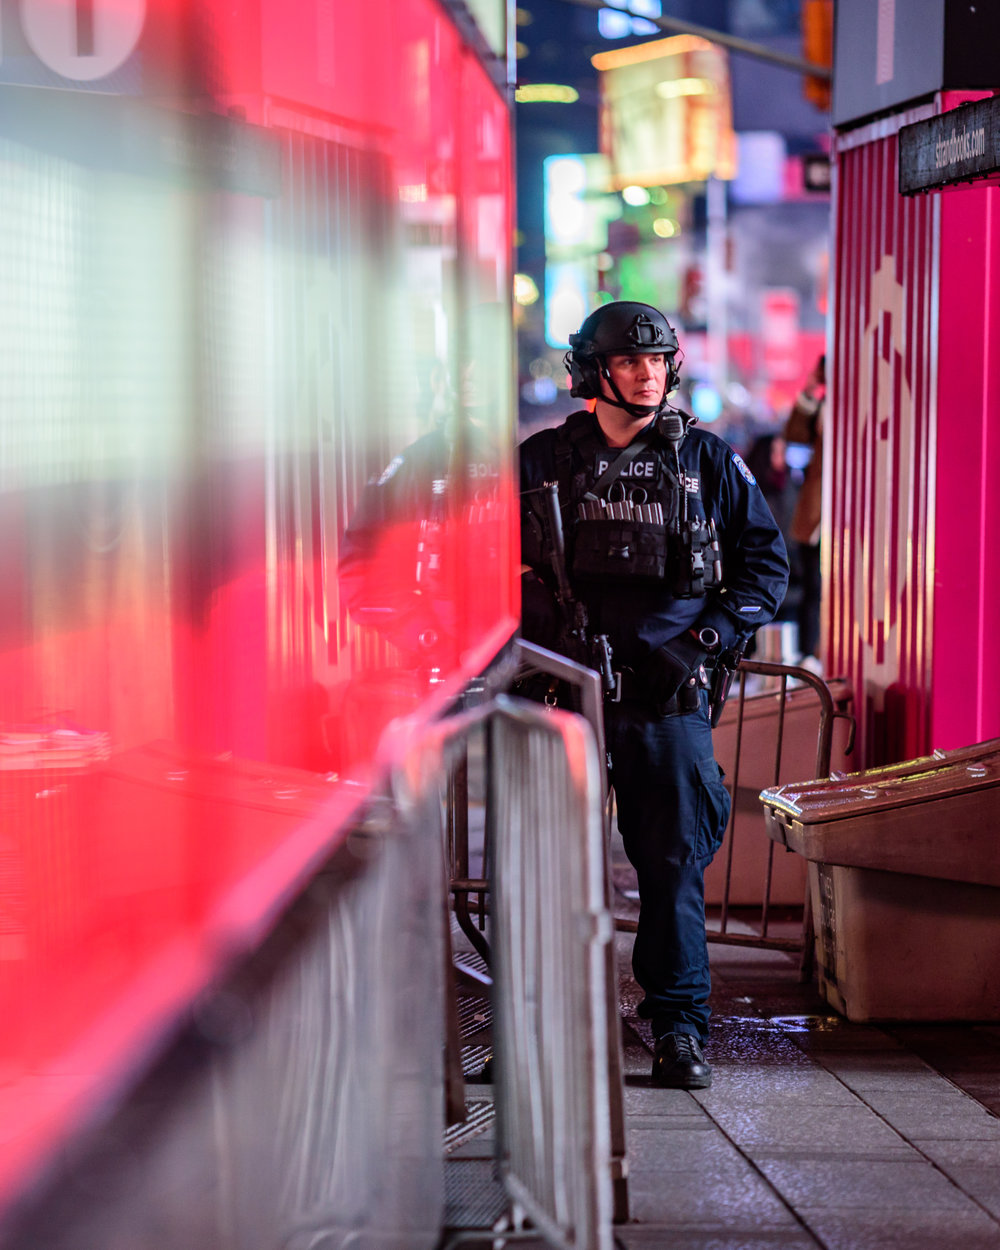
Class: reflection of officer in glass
338,357,499,676
519,302,788,1088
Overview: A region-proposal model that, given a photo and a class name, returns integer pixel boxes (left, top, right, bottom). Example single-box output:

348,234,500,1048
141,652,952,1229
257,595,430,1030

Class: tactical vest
554,413,722,598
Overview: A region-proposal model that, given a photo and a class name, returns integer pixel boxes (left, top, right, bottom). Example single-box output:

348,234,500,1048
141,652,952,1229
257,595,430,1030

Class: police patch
594,452,659,481
731,452,756,485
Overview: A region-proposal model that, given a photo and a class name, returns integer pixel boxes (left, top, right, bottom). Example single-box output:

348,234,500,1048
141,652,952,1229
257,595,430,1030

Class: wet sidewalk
446,931,1000,1249
617,933,1000,1249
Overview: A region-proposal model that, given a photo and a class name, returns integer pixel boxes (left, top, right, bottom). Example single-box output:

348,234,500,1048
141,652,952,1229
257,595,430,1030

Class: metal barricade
435,654,627,1250
609,661,855,958
447,641,609,969
490,699,615,1250
706,660,856,955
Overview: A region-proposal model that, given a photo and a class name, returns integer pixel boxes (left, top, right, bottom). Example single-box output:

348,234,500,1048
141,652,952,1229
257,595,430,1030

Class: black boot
652,1032,712,1089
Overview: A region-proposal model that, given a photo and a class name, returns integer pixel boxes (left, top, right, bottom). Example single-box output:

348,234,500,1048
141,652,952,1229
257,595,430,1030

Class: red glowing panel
0,0,514,1206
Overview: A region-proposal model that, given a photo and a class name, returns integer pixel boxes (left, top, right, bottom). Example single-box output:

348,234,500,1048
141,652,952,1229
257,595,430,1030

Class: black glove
520,571,562,650
647,631,707,708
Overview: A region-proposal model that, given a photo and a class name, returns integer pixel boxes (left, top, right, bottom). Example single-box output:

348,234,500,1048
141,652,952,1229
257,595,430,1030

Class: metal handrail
708,660,855,959
448,641,609,964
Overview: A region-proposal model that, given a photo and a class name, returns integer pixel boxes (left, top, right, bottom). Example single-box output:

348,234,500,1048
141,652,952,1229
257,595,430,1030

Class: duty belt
608,662,710,711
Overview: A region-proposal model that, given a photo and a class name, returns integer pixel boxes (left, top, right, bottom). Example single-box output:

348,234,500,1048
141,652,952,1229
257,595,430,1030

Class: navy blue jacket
519,410,789,667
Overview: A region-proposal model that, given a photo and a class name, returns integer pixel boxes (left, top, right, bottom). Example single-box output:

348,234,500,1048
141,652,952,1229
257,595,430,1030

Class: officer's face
603,352,667,407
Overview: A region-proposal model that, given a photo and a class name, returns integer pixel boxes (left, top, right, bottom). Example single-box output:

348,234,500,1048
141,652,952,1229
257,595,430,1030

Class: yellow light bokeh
515,83,579,103
513,272,540,305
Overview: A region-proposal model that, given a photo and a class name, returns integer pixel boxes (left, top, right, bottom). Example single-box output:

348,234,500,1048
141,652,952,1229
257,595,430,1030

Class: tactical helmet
565,301,681,414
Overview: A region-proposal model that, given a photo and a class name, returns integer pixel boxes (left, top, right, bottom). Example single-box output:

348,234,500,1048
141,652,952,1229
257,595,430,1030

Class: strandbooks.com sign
899,95,1000,194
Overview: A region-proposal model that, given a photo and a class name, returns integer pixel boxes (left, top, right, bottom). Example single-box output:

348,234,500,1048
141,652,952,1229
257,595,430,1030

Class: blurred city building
513,0,832,449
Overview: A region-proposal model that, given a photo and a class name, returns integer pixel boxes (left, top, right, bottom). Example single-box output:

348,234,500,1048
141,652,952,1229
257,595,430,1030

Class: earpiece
563,350,601,399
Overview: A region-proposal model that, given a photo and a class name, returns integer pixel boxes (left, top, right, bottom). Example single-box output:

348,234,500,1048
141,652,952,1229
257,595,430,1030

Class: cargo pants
605,690,731,1043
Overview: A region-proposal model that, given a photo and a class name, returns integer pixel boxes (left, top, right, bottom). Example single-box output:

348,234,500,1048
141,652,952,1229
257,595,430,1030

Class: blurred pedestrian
783,355,825,671
744,433,796,543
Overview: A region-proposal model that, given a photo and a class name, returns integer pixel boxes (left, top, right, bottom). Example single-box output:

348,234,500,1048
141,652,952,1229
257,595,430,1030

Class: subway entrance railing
449,650,856,969
608,658,857,962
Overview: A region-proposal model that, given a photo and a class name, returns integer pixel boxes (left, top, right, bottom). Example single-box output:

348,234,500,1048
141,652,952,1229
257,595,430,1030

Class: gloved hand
647,631,707,708
519,570,562,650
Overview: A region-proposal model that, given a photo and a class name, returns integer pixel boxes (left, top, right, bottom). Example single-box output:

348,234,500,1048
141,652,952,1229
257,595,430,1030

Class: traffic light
802,0,832,112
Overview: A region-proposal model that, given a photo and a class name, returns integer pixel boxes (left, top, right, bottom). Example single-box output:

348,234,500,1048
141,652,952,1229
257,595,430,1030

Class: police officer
519,302,788,1088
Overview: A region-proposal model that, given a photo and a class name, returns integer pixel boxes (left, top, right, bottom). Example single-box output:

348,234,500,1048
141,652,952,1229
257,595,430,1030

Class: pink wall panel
831,100,1000,766
829,123,938,766
933,177,1000,750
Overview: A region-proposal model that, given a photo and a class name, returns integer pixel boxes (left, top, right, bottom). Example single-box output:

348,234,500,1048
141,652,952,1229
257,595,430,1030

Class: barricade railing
489,698,615,1250
608,659,854,959
447,641,609,971
705,660,855,958
440,640,628,1247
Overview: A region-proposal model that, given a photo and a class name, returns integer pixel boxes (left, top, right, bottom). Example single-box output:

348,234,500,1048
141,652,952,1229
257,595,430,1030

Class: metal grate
444,1100,495,1155
443,1160,508,1230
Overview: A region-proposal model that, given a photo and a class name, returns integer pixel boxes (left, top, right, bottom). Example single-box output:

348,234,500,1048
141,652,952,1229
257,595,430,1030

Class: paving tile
621,1041,654,1081
813,1051,944,1092
880,1026,1000,1117
911,1140,1000,1217
914,1138,1000,1168
709,993,768,1017
890,1025,1000,1064
785,1026,907,1054
796,1207,1000,1250
623,1125,795,1228
706,1023,817,1069
955,1078,1000,1117
856,1089,1000,1140
630,1120,715,1140
752,1156,974,1209
696,1065,859,1108
711,948,803,973
699,1102,914,1156
924,1164,1000,1220
626,1126,760,1173
622,1082,710,1116
614,1228,821,1249
625,1154,798,1229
